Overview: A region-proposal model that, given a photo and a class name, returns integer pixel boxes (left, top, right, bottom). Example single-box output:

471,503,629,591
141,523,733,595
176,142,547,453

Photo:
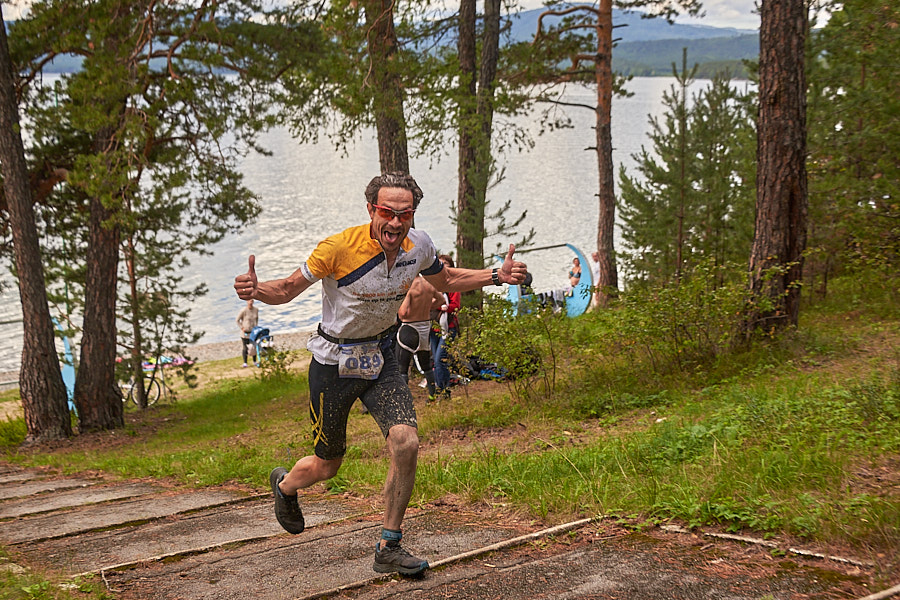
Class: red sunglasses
371,203,416,222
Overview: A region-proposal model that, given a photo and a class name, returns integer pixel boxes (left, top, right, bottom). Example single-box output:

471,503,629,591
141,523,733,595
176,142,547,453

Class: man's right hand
234,255,258,300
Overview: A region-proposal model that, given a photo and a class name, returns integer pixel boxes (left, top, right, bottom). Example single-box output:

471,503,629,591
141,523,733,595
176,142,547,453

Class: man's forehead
377,187,414,205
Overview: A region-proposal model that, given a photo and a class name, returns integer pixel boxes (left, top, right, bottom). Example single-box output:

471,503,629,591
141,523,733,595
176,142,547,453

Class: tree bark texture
74,121,125,431
476,0,500,139
594,0,618,304
126,239,149,408
74,189,124,430
749,0,808,330
456,0,481,271
457,0,500,314
0,11,72,443
363,0,409,174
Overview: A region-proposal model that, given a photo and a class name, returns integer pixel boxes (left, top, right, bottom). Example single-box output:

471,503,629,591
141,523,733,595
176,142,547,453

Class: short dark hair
364,171,424,208
438,254,455,268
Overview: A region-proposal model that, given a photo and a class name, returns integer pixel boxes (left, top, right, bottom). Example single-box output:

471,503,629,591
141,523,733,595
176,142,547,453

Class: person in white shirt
235,299,258,367
233,171,528,577
590,251,602,310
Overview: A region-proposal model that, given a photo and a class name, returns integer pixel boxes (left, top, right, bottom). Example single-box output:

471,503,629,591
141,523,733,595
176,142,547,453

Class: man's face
367,187,415,255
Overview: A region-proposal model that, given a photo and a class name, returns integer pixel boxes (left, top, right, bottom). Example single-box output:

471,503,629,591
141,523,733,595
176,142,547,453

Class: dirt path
0,464,893,600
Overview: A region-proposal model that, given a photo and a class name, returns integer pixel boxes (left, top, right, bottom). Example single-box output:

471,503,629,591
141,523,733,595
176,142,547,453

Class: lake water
0,77,710,373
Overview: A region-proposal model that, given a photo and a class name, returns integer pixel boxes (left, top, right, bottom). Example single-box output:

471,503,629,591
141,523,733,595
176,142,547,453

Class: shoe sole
373,561,429,576
270,467,304,534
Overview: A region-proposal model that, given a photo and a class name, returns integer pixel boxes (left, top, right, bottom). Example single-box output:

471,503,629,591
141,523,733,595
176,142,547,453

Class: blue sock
379,528,402,548
275,473,288,498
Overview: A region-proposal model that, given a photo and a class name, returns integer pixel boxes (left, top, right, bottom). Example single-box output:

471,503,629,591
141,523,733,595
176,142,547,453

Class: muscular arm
432,288,445,310
234,255,315,305
425,266,492,293
424,244,527,293
255,268,315,305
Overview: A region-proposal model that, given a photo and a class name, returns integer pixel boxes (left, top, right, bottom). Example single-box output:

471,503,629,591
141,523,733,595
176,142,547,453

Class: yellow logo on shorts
311,392,328,446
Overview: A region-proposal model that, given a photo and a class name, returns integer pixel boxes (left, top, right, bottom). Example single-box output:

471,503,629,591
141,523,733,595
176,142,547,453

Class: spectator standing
430,255,461,400
590,251,602,310
236,299,259,367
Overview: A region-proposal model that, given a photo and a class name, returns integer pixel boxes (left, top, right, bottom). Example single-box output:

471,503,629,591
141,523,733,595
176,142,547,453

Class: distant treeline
613,34,758,78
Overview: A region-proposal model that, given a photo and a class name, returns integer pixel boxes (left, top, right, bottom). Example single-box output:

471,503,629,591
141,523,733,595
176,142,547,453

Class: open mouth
383,229,401,245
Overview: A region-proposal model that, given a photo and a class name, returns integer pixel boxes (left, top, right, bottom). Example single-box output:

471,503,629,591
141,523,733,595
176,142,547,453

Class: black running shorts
307,343,417,461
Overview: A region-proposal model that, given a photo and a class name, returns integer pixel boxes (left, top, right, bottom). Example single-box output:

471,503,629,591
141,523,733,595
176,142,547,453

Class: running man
233,171,527,576
396,275,445,401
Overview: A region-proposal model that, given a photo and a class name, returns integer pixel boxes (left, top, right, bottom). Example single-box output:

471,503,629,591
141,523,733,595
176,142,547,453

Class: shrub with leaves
257,348,300,384
450,297,572,401
591,261,748,375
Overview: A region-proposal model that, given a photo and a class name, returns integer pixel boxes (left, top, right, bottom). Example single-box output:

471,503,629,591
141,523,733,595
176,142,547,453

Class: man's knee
387,425,419,458
309,455,342,480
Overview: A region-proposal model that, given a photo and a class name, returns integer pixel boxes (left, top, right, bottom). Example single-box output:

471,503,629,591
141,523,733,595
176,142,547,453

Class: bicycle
120,373,163,406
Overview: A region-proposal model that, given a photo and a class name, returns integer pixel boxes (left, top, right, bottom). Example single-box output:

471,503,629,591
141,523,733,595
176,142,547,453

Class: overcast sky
672,0,760,30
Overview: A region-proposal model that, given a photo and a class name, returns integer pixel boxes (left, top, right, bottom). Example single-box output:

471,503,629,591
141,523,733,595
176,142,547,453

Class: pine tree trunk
594,0,618,304
456,0,500,310
748,0,808,331
74,185,124,431
456,0,479,272
0,12,72,443
363,0,409,174
470,0,500,264
126,239,148,408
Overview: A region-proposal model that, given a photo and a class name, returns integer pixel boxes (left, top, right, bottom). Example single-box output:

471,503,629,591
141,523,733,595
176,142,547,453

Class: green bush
0,417,26,449
451,297,572,401
607,262,748,374
257,348,300,384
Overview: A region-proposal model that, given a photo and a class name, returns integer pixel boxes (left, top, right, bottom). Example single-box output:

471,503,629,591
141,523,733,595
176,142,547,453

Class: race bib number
338,341,384,380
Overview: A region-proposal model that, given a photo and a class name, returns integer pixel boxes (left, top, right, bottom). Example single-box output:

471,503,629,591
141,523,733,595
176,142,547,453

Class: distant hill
613,34,758,78
7,6,759,78
507,6,756,45
506,6,758,78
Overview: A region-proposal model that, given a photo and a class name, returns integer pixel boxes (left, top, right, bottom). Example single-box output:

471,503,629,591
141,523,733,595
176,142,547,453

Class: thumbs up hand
498,244,528,285
234,255,258,300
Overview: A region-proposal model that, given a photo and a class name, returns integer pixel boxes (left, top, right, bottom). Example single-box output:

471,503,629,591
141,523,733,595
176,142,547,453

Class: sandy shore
0,330,314,390
181,330,313,363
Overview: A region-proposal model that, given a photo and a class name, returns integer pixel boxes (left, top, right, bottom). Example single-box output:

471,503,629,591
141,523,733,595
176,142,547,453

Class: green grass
413,367,899,546
1,272,898,597
12,374,315,486
0,546,114,600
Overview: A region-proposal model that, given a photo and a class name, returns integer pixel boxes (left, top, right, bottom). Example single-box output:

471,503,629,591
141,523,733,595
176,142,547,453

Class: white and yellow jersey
301,223,443,364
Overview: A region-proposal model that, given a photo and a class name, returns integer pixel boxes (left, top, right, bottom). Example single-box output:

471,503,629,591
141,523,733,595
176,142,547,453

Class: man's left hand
499,244,528,285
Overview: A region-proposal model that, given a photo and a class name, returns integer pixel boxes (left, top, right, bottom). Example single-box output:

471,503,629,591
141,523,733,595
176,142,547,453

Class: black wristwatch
491,268,502,286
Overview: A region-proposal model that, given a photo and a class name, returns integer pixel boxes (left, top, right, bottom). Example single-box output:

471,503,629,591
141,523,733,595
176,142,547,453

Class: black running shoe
373,541,429,576
269,467,304,534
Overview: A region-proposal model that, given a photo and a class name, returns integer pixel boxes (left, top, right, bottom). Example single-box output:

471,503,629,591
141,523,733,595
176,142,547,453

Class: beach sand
0,330,314,390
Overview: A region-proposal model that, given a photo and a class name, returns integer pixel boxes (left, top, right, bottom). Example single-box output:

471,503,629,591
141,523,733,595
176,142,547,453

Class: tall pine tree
806,0,899,288
619,54,755,287
8,0,324,425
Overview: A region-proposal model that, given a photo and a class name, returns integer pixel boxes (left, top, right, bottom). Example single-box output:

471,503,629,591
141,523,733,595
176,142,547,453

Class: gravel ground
183,330,313,363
